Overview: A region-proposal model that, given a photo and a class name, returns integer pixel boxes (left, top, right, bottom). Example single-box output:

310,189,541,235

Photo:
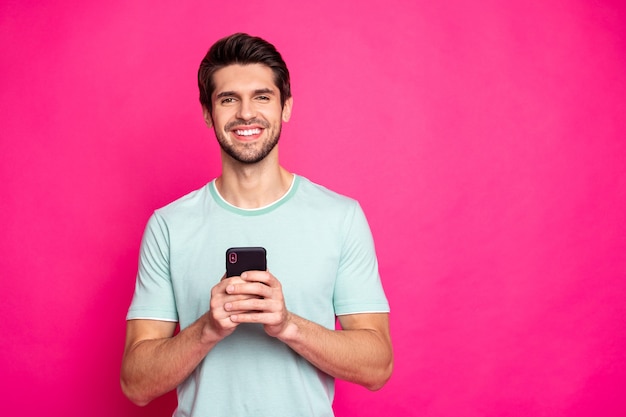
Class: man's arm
279,312,393,390
121,276,254,406
120,318,215,406
226,271,393,390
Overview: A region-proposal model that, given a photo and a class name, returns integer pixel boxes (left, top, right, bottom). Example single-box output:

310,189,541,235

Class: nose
236,98,256,120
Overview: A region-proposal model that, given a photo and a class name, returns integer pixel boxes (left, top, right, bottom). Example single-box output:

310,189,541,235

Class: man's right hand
204,274,260,341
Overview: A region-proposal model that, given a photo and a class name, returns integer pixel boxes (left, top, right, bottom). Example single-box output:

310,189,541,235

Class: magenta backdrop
1,1,625,416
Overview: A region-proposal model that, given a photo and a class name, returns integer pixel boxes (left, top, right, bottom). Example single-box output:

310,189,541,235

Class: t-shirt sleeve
333,202,390,315
126,212,179,322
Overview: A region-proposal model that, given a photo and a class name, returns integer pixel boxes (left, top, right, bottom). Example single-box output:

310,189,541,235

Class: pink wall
1,1,625,416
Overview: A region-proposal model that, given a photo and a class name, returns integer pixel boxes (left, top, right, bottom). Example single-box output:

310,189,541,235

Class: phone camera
228,252,237,264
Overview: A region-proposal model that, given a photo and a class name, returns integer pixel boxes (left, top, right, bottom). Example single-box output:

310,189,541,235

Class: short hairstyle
198,33,292,114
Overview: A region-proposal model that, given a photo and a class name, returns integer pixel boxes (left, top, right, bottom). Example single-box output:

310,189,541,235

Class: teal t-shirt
127,175,389,417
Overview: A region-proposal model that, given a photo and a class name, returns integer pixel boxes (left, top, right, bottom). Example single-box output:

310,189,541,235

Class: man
121,33,392,417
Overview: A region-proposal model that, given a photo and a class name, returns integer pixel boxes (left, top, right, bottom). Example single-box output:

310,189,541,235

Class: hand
223,270,291,338
204,275,259,340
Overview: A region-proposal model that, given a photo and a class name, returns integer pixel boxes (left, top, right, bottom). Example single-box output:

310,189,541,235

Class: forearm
120,317,218,406
277,313,393,390
224,272,393,390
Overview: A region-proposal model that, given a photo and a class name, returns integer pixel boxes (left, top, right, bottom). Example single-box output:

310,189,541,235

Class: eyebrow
215,88,276,99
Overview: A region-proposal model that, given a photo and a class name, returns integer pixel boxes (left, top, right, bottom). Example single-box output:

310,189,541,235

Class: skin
120,63,393,406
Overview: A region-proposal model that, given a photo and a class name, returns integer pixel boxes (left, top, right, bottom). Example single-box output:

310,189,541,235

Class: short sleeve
333,202,389,315
126,213,179,321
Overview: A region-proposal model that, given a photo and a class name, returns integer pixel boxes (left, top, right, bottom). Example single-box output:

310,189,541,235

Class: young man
121,33,392,417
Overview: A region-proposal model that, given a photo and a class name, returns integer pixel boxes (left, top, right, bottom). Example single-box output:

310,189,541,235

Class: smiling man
209,65,286,165
121,33,392,417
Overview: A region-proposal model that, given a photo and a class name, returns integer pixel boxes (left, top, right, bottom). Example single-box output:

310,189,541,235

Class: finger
226,282,273,299
240,270,272,284
230,310,283,325
227,296,285,314
225,299,259,314
219,276,246,286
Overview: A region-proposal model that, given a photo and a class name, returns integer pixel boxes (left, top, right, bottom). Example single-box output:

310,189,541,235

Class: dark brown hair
198,33,292,114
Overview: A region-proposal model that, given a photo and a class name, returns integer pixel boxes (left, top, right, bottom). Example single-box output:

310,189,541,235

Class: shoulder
142,183,214,242
290,176,368,235
295,176,359,210
154,182,212,219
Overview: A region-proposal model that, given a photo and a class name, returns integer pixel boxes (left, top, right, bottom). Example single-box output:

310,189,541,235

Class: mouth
234,128,262,137
229,122,266,141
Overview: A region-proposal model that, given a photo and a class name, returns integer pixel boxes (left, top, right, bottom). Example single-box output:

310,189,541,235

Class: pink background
1,1,625,416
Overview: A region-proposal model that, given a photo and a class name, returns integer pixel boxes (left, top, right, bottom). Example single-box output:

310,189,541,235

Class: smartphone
226,247,267,277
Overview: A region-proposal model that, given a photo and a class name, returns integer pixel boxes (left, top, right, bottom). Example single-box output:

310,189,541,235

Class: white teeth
235,128,261,136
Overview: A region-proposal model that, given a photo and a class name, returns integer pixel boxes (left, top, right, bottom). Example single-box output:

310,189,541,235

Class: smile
235,128,262,136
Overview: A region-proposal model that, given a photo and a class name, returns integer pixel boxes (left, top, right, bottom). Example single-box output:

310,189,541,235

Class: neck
216,150,293,209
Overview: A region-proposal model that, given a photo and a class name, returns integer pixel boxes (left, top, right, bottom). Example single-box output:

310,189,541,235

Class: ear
202,106,213,128
282,97,293,122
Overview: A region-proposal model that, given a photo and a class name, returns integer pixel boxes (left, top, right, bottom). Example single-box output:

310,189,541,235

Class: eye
256,95,270,101
221,97,236,104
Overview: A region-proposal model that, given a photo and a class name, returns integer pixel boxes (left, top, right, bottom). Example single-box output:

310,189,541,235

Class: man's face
204,63,292,164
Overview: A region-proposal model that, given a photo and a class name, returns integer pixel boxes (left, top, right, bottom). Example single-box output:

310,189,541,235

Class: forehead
212,64,277,96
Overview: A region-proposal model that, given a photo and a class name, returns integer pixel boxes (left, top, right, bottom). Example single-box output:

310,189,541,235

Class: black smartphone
226,247,267,277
